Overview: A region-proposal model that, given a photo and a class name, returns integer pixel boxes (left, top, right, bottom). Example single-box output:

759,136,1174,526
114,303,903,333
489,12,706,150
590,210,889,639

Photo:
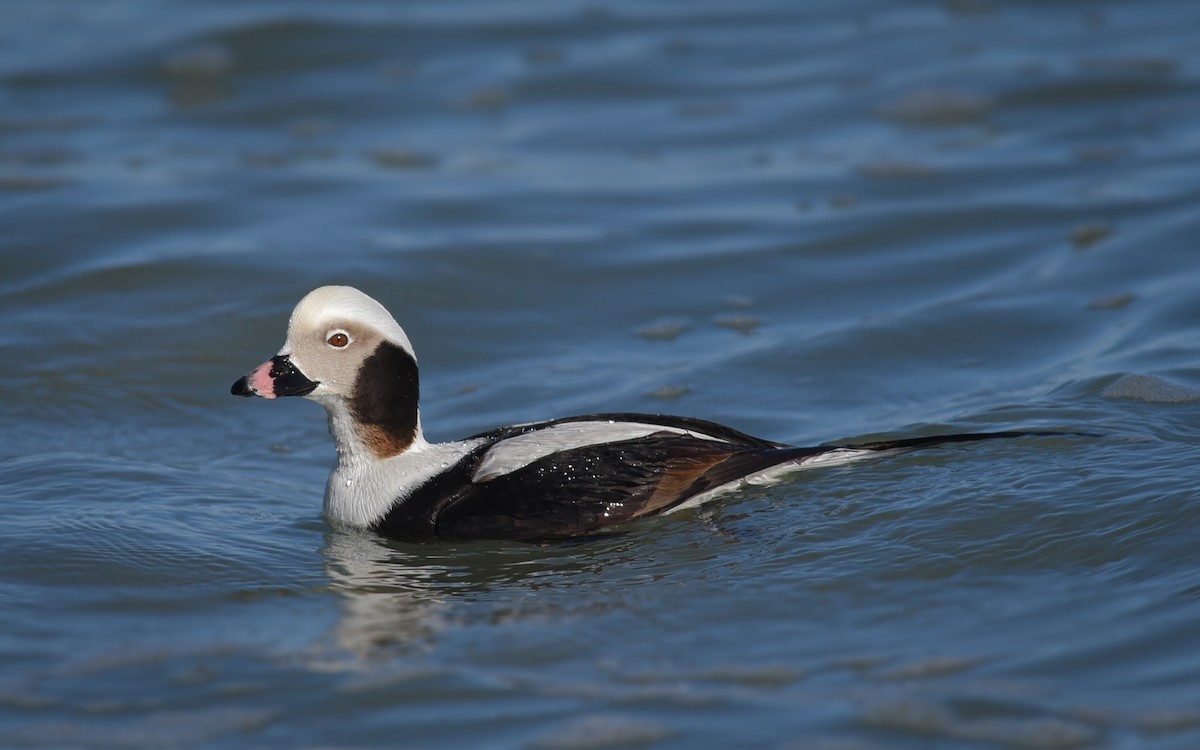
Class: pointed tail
845,429,1095,453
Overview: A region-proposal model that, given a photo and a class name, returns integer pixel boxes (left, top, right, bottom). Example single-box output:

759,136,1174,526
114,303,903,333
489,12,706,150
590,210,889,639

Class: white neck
310,394,480,530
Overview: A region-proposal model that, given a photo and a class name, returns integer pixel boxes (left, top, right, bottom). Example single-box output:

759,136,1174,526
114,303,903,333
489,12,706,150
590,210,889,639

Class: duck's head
232,285,421,458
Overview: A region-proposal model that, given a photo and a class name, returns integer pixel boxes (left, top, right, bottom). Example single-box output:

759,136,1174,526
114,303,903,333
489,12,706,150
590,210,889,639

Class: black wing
372,428,1088,543
433,434,830,541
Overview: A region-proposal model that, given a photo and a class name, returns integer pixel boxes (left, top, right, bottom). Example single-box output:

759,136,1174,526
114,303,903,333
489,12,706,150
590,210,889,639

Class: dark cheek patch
350,341,420,458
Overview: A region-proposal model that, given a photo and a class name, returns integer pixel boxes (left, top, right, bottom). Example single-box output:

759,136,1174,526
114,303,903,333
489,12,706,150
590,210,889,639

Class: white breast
324,438,485,529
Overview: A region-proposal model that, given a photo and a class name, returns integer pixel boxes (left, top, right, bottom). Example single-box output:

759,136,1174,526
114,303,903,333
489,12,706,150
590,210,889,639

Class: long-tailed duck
232,286,1065,542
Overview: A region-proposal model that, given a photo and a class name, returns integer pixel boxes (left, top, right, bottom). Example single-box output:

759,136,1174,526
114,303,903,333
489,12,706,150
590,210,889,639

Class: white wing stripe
471,421,722,483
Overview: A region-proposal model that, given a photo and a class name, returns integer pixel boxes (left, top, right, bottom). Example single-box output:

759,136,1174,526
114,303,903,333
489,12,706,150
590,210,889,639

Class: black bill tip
231,376,255,397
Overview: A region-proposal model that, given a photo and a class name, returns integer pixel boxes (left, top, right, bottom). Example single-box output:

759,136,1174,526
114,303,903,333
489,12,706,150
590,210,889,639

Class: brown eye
327,331,350,348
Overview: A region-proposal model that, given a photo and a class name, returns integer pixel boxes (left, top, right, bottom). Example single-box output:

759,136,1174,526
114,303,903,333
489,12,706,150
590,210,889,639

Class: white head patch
285,286,415,357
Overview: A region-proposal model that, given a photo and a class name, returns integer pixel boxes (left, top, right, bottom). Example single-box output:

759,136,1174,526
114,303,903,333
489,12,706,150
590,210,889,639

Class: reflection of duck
321,530,450,656
321,530,619,658
233,286,1069,542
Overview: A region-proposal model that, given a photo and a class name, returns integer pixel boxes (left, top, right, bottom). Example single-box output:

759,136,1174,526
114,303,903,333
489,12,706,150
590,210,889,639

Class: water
3,0,1200,747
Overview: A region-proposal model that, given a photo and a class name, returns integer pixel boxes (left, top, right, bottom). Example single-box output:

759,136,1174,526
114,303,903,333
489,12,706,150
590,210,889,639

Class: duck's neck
316,395,426,462
316,395,432,530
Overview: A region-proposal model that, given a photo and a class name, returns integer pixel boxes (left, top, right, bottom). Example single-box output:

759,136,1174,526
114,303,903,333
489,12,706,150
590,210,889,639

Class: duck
232,285,1065,542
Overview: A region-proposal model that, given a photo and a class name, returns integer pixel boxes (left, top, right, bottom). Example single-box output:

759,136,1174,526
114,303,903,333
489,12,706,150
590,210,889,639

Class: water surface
3,1,1200,747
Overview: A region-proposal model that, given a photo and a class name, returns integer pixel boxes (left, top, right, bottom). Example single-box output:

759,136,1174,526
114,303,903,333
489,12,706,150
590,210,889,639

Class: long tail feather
846,430,1095,453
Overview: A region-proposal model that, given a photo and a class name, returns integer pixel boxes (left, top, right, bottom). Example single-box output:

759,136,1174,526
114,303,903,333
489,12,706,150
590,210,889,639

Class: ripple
1102,374,1200,403
2,0,1200,747
530,714,676,749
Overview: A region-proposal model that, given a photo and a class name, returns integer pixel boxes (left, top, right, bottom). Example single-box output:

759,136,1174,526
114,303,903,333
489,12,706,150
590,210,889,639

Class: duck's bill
231,355,319,399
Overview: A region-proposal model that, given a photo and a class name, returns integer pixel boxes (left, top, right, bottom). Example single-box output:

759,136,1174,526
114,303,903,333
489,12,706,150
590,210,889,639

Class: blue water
3,1,1200,747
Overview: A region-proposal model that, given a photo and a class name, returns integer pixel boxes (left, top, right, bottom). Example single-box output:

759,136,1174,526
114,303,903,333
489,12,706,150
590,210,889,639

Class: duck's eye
326,331,351,349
